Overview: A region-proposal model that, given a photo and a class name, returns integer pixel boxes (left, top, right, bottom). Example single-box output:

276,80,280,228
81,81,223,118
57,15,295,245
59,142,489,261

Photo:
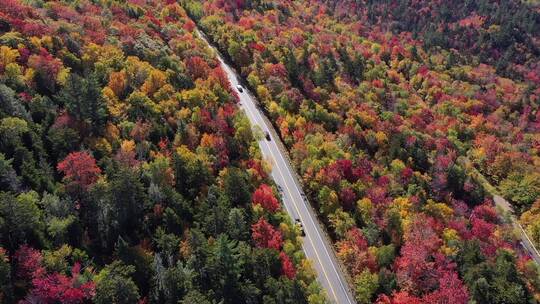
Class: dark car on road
295,219,305,236
236,85,244,93
265,131,271,141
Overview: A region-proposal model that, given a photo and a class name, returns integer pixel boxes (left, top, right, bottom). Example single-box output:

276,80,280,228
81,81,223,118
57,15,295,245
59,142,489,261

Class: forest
0,0,326,303
182,0,540,303
1,0,540,303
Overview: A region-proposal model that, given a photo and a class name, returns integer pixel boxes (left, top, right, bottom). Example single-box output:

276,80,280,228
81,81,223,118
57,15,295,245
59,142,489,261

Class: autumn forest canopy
0,0,540,303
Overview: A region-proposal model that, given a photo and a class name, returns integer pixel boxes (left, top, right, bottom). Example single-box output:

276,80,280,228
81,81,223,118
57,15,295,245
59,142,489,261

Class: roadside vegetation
183,0,540,302
0,1,326,303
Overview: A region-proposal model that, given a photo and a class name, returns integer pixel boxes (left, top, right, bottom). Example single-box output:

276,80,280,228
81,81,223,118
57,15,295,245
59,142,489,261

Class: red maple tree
252,184,280,213
15,246,95,303
30,263,95,304
279,251,296,279
422,271,469,304
395,216,442,294
251,217,283,250
376,291,422,304
14,245,45,281
57,151,101,191
186,56,210,80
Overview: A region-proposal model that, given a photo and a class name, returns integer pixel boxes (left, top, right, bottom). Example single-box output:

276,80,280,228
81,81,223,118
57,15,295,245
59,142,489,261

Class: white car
236,85,244,93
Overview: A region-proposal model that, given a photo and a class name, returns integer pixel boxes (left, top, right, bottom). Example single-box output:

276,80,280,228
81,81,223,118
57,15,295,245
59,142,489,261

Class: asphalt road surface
197,29,356,304
493,195,540,265
458,157,540,266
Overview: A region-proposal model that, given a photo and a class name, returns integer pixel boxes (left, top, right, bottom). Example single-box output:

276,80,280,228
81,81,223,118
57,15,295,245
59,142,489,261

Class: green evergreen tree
94,261,141,304
55,73,108,135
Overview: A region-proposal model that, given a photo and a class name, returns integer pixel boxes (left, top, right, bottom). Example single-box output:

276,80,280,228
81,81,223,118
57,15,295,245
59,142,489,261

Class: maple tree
2,0,539,302
14,245,45,281
251,217,283,251
186,0,540,300
28,263,95,304
27,48,63,93
0,1,325,302
57,151,101,191
252,184,280,213
376,291,422,304
422,271,469,304
279,251,296,279
185,56,210,80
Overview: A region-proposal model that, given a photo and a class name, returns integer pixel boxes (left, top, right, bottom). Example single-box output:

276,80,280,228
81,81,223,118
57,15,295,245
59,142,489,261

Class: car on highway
265,131,271,141
236,84,244,93
295,219,305,236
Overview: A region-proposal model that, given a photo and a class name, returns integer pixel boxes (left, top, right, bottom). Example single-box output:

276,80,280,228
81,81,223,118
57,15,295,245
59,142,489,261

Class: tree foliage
187,0,540,301
0,1,325,302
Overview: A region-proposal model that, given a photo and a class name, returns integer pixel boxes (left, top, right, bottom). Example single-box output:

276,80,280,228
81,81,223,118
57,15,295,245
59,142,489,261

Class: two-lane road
197,29,356,304
459,157,540,266
493,195,540,265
